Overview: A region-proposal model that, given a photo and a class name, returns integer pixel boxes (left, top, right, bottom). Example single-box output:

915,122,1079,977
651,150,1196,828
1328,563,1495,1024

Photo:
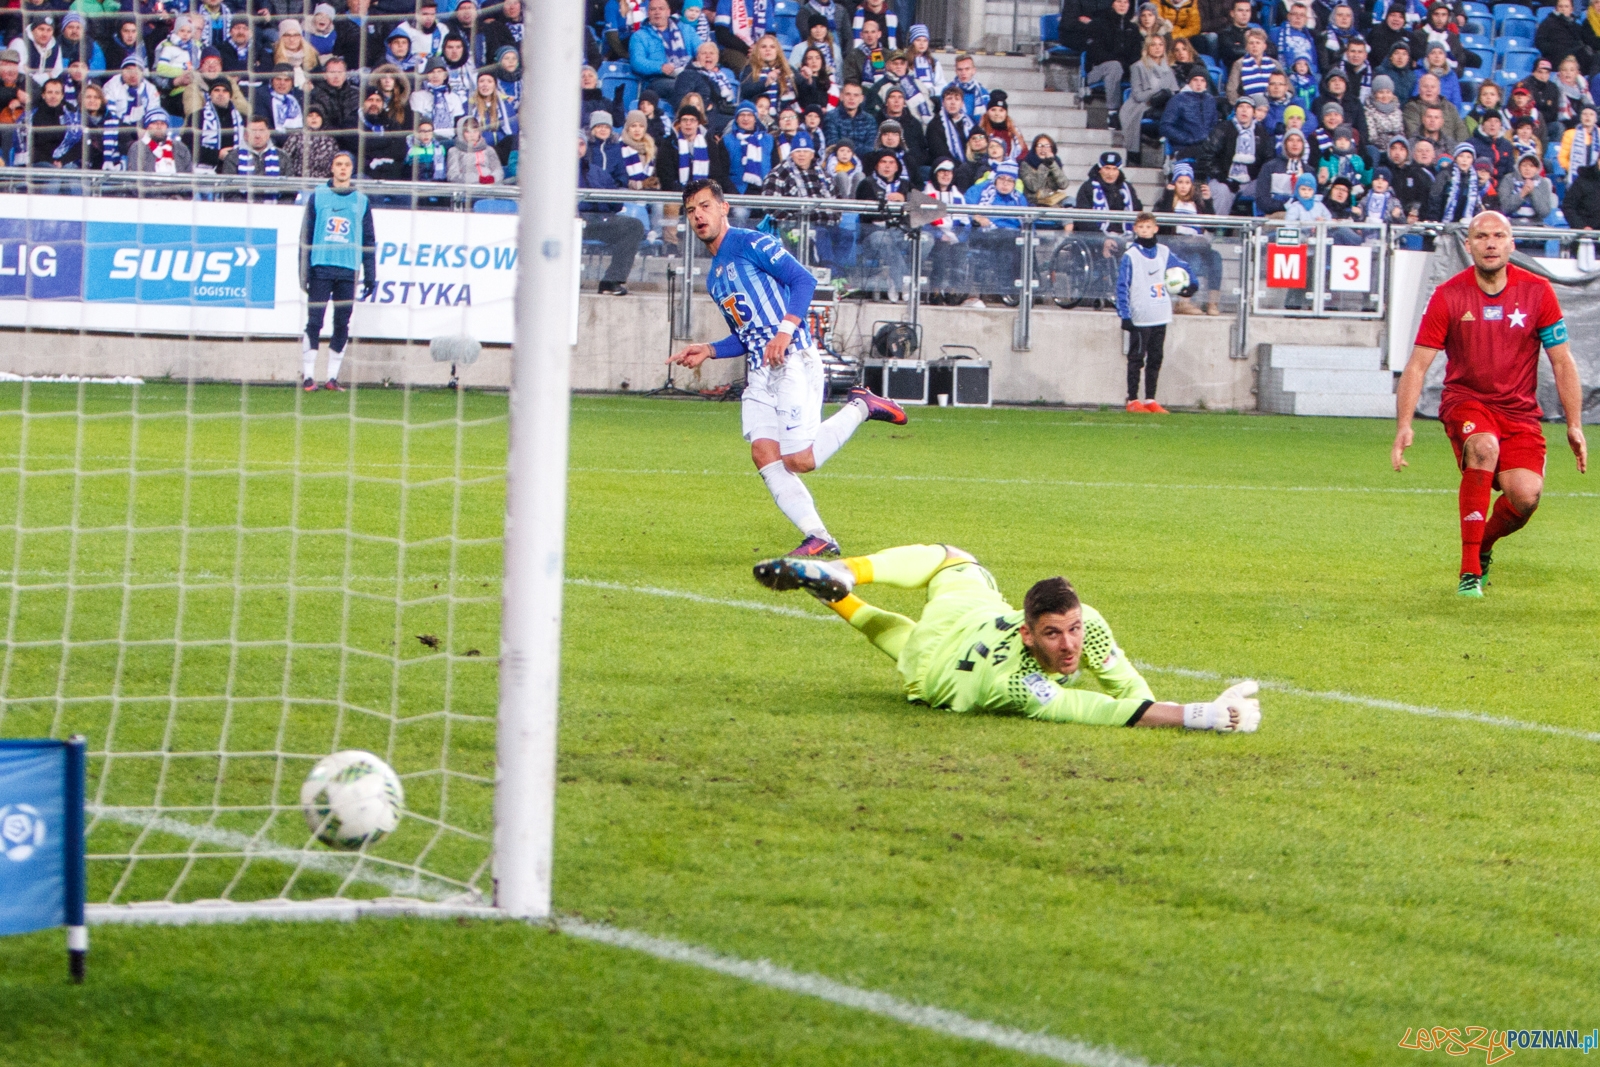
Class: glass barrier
1251,221,1387,318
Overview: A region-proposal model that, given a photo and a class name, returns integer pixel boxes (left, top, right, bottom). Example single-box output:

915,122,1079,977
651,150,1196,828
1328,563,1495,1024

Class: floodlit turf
6,389,1600,1066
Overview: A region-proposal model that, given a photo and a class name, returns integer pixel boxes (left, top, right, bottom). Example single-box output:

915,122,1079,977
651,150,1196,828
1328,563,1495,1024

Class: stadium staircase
1255,344,1396,417
929,49,1167,207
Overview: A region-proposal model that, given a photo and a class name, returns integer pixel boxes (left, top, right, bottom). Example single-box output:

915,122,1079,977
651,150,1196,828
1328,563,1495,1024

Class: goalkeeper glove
1182,680,1261,732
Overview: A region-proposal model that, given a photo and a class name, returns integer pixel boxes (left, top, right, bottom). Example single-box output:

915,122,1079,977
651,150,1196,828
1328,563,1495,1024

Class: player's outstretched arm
1546,342,1588,474
1392,346,1440,471
1133,681,1261,731
667,343,715,369
1026,679,1260,731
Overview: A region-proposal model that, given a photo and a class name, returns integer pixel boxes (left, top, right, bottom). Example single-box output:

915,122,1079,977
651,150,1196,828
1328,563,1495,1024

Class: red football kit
1413,263,1567,577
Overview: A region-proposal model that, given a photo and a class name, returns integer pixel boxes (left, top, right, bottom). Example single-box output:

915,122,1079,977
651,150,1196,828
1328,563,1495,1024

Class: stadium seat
1462,0,1492,16
1498,16,1537,38
1039,14,1075,59
1537,4,1556,18
1201,53,1225,84
1459,31,1490,49
1494,3,1535,24
772,0,801,47
473,199,519,213
599,59,640,112
1463,17,1489,34
1494,35,1533,54
1500,48,1540,77
1467,45,1496,70
1493,68,1525,87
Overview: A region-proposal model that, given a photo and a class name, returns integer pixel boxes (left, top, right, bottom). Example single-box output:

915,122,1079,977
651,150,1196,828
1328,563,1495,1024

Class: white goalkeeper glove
1182,680,1261,733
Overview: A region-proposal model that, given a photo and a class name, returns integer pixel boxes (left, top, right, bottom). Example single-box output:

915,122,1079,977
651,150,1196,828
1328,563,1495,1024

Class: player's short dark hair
682,178,725,205
1023,577,1080,625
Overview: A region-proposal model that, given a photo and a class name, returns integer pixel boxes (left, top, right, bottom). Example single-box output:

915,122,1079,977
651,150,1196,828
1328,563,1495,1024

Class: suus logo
85,221,276,306
0,802,45,862
0,218,85,300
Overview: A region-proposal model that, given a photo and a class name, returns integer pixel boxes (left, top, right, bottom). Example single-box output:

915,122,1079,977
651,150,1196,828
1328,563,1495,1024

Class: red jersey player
1392,211,1588,597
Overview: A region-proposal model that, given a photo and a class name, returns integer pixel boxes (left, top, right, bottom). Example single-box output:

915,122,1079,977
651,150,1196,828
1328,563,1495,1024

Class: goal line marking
564,578,1600,746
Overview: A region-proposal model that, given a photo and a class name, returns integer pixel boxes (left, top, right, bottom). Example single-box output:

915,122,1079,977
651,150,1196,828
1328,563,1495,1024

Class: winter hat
878,118,903,135
1511,114,1537,128
1284,104,1306,122
1373,165,1394,181
1321,101,1344,118
791,130,814,151
1295,172,1317,191
1098,150,1123,167
1454,141,1477,158
996,160,1019,178
988,89,1008,108
279,18,303,34
61,11,81,28
0,49,17,62
933,157,955,171
424,56,447,72
1388,40,1410,58
909,23,930,41
1172,161,1195,180
1333,124,1354,142
735,100,757,116
1389,134,1410,148
1247,92,1268,112
118,54,143,68
625,108,647,128
314,3,336,16
200,46,221,61
1426,42,1447,58
1372,74,1394,94
588,111,613,131
140,110,168,127
1518,150,1542,166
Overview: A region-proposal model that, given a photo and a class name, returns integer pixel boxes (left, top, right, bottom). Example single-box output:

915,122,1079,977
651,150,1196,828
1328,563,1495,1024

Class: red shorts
1440,400,1547,483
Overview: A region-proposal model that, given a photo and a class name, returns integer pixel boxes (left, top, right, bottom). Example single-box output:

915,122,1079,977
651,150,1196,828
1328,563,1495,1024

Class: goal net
0,180,511,909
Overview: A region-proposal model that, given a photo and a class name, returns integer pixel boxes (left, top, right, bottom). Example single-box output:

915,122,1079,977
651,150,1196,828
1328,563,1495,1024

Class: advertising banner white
0,193,518,344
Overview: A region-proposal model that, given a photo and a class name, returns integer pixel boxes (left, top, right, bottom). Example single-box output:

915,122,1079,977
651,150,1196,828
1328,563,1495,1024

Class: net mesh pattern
0,189,508,906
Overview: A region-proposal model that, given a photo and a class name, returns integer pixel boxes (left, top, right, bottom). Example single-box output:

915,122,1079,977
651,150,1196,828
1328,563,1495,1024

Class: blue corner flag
0,737,87,982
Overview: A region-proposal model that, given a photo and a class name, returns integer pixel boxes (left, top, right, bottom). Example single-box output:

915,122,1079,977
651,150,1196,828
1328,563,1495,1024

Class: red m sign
1266,244,1307,289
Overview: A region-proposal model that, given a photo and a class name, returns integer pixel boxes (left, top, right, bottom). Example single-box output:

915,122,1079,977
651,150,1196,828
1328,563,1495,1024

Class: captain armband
1539,319,1569,348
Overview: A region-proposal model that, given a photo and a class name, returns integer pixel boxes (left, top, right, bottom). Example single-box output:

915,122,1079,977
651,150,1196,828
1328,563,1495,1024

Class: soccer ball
1164,266,1191,294
300,750,404,849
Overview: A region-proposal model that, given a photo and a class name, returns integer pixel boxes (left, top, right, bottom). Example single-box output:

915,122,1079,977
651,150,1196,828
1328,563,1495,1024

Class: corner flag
0,737,87,981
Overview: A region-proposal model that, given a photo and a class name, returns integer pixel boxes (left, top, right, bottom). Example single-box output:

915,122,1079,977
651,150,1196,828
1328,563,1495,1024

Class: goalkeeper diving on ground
755,545,1261,731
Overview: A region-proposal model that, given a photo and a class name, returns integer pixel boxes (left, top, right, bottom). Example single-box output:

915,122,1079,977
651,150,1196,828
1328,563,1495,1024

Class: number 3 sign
1327,245,1372,292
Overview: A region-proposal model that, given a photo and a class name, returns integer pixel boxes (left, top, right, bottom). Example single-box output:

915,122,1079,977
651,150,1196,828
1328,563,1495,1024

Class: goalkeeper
755,544,1260,731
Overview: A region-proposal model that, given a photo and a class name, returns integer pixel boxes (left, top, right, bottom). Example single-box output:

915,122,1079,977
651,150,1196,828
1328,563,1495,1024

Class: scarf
199,99,242,150
1442,164,1480,221
724,0,769,46
911,49,937,85
653,18,691,68
869,170,899,196
1371,93,1399,114
1577,126,1600,169
618,0,646,33
804,0,839,33
144,133,175,173
197,3,230,46
730,124,770,191
939,109,971,157
620,141,651,180
852,4,895,47
468,144,495,183
1230,120,1256,182
1238,57,1274,97
953,77,988,117
423,83,459,132
271,89,303,129
234,144,280,174
52,108,81,162
676,129,709,185
100,117,120,168
406,135,447,179
773,129,800,161
685,6,713,42
746,64,790,105
1363,187,1397,220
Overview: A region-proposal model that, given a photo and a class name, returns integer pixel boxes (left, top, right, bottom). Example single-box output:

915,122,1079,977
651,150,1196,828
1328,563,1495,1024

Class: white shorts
741,346,824,455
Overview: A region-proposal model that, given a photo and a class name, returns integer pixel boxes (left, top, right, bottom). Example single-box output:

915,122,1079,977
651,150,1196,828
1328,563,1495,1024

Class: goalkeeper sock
1458,468,1493,575
758,461,830,540
326,347,345,382
301,346,317,380
1482,494,1530,552
829,594,916,660
809,400,867,468
847,544,949,588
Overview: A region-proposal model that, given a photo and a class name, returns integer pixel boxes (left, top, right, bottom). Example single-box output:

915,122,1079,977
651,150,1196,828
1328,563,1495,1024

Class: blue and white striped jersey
706,228,816,369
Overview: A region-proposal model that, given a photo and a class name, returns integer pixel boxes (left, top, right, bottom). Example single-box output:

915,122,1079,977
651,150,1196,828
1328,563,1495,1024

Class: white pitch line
564,577,1600,746
571,465,1600,500
557,918,1166,1067
91,809,467,900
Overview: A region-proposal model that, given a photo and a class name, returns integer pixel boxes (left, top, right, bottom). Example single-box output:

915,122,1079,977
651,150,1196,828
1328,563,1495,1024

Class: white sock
759,460,830,540
301,347,317,380
810,399,867,469
326,348,345,382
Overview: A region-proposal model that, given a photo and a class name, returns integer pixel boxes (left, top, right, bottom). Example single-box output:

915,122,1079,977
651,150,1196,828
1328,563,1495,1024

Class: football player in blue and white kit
668,179,907,558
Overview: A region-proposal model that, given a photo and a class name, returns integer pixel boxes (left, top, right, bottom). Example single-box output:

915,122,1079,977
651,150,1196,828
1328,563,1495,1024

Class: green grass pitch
4,388,1600,1066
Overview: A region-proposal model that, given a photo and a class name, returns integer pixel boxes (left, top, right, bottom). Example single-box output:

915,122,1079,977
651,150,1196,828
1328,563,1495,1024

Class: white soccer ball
301,750,404,849
1163,266,1191,294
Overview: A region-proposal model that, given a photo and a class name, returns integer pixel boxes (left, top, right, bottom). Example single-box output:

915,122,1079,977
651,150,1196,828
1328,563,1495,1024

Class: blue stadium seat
1462,0,1492,16
1498,16,1537,38
772,0,801,47
1039,14,1075,58
1500,47,1540,76
1494,3,1535,25
1463,17,1488,33
1467,45,1495,69
1201,53,1225,83
1537,4,1556,18
1459,31,1490,49
1493,69,1527,89
473,199,519,214
599,59,640,112
1494,35,1533,53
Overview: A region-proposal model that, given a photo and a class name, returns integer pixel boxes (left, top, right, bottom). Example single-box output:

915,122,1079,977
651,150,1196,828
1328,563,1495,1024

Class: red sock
1458,468,1493,575
1482,494,1530,553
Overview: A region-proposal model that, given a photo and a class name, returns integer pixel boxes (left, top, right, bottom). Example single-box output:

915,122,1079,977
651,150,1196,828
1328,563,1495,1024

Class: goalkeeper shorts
1440,399,1547,483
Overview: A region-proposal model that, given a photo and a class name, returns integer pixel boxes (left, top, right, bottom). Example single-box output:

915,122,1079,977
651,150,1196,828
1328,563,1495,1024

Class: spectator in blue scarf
724,99,773,193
